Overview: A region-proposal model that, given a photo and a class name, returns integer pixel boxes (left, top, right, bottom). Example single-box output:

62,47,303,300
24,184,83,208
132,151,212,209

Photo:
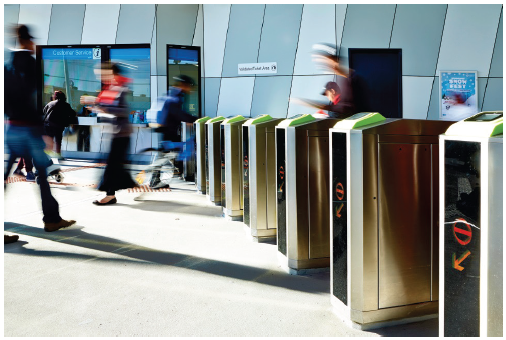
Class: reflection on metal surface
378,143,432,308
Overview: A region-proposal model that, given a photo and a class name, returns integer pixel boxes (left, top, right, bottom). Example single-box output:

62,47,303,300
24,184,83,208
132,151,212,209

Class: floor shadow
4,222,329,295
126,199,222,217
369,317,439,337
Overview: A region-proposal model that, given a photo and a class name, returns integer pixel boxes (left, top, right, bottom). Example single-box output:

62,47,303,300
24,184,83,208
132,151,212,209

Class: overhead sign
42,48,100,60
238,62,277,75
440,71,478,121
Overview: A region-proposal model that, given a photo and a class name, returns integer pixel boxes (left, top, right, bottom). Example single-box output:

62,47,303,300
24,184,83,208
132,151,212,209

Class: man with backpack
4,24,76,244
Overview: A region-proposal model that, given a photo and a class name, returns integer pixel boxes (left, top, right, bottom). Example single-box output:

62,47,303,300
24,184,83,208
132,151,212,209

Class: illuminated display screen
443,140,481,337
167,45,200,117
332,132,348,305
243,126,250,226
276,129,287,255
39,44,151,122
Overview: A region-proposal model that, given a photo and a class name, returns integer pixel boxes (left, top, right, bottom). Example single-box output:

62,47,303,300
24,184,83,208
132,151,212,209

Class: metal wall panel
402,76,434,119
193,5,205,78
293,5,336,76
257,4,303,77
335,4,347,55
156,4,199,75
217,77,255,117
150,16,157,75
340,4,396,60
204,78,221,117
221,4,265,78
4,4,20,62
250,76,292,118
47,5,85,45
287,75,334,116
18,4,52,45
426,77,440,120
203,4,231,78
81,5,120,44
489,10,503,78
437,4,502,77
482,78,503,111
390,4,447,76
378,143,433,308
116,5,155,44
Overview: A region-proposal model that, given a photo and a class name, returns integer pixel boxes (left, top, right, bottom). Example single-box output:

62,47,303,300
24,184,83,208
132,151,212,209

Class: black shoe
92,197,117,205
4,234,19,244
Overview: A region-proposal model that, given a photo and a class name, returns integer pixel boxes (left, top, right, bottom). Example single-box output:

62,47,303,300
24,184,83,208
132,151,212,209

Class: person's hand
80,95,96,105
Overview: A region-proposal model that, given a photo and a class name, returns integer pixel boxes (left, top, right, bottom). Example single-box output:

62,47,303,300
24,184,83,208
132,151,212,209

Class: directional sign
335,182,344,201
453,218,472,246
452,250,471,271
335,203,344,218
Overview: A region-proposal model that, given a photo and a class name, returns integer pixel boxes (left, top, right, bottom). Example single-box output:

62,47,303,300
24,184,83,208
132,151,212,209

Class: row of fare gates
179,111,503,335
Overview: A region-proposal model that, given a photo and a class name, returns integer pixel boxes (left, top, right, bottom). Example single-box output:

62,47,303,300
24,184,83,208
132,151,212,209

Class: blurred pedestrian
312,43,368,114
81,62,137,205
12,157,35,181
42,90,77,159
4,24,76,243
150,75,198,188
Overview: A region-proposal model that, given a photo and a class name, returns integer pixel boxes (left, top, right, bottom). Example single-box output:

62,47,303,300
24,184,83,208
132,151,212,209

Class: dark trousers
98,136,136,196
5,125,62,223
44,124,64,153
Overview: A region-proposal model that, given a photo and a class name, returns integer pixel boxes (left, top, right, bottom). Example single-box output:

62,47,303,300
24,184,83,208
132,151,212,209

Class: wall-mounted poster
440,71,478,121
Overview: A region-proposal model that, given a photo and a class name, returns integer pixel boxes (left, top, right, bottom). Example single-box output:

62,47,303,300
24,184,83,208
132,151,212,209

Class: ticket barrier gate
276,114,340,274
242,115,283,241
329,113,453,329
206,116,225,205
195,116,212,194
439,111,503,337
181,122,196,182
221,115,248,220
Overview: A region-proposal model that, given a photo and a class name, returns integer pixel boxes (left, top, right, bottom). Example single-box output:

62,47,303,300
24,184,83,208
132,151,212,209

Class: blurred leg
29,130,61,223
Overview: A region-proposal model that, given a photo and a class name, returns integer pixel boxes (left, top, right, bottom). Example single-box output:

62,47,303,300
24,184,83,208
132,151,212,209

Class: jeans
5,125,61,223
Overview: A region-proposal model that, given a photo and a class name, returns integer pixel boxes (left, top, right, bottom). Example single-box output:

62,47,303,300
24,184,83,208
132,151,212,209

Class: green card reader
277,114,316,128
445,111,503,137
332,112,386,130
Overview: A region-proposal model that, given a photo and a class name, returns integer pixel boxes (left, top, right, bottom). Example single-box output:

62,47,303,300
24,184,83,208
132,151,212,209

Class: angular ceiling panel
203,4,231,78
204,78,221,117
340,4,396,60
116,5,155,44
293,5,336,76
335,4,347,54
257,4,303,77
217,77,255,117
437,4,502,77
482,78,503,111
402,76,433,119
489,10,503,78
47,5,85,45
250,76,293,118
221,4,265,78
193,5,205,78
18,4,52,45
390,5,447,76
81,5,120,44
156,4,199,75
4,4,20,61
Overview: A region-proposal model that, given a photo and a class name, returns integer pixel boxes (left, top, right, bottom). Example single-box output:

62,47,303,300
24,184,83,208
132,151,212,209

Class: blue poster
440,71,478,121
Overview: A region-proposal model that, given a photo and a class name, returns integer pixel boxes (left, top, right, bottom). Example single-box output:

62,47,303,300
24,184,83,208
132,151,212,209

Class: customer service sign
238,62,277,75
440,71,478,121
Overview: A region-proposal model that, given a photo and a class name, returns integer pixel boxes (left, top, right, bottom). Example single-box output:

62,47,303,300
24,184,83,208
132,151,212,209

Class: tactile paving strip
127,185,172,193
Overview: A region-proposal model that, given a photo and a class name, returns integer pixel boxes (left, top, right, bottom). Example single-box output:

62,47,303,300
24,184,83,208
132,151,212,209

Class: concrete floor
4,160,438,337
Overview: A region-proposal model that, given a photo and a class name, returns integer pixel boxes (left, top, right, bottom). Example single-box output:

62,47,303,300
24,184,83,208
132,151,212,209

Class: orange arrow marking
335,203,344,218
452,250,471,271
